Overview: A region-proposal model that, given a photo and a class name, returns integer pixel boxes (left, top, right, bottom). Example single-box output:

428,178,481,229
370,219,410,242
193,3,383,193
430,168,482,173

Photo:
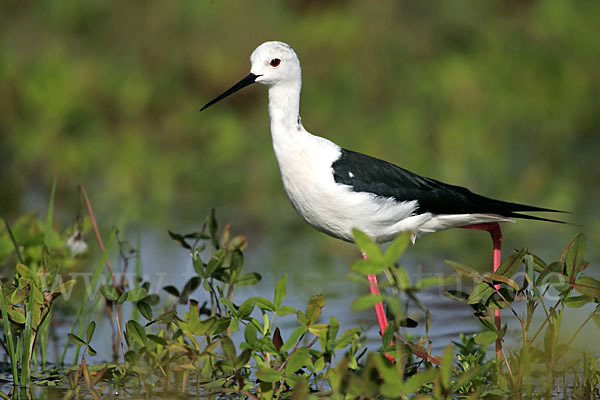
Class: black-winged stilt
200,41,564,359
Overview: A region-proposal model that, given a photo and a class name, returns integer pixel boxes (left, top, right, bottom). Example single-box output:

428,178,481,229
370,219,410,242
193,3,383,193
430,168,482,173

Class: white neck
268,82,302,140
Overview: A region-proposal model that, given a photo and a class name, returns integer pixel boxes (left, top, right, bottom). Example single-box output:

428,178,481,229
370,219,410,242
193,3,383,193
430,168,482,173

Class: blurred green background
1,0,598,268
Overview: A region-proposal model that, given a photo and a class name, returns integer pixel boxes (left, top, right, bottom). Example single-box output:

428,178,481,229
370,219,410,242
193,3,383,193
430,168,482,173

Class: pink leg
460,222,502,359
367,274,388,335
364,254,395,362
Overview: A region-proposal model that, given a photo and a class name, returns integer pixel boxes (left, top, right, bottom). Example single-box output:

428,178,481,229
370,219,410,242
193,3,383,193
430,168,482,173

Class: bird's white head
250,41,301,87
200,41,301,111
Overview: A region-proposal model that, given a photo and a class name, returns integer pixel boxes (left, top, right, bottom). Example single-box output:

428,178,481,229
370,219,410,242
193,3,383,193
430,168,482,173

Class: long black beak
200,73,259,111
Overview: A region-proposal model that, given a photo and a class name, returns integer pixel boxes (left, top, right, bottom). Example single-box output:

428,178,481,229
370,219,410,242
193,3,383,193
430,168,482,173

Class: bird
200,41,564,359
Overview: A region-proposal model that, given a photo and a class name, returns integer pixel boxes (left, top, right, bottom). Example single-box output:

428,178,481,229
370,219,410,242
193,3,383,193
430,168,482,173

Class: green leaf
392,266,411,289
313,356,326,372
0,282,18,386
335,328,360,349
274,274,287,309
99,285,118,301
155,310,177,325
547,271,570,292
208,208,219,249
487,288,516,309
124,350,138,363
126,320,147,346
468,282,494,304
206,249,226,277
400,317,418,328
235,272,261,286
162,285,180,298
68,333,87,347
183,231,208,240
256,367,282,383
230,249,244,279
523,255,535,289
7,306,25,324
137,301,153,321
286,347,310,374
192,253,205,278
275,305,296,317
536,261,564,286
168,230,192,250
327,316,340,351
383,232,411,266
86,345,97,357
254,297,276,312
16,264,32,279
352,229,383,262
496,248,527,278
221,336,236,362
238,298,256,319
387,297,404,320
381,381,405,398
180,277,201,303
291,377,309,399
305,295,325,325
244,323,257,346
562,233,586,279
444,290,469,303
229,316,239,331
592,307,600,329
415,276,455,290
529,253,547,272
10,285,30,305
32,284,44,306
564,295,593,308
440,345,453,390
402,368,437,393
346,273,368,285
479,316,498,333
54,280,77,296
382,322,394,348
1,284,16,300
207,317,230,335
86,321,96,343
474,331,497,346
219,298,238,316
445,260,483,282
352,294,383,312
281,325,306,352
350,258,384,275
573,274,600,298
235,349,252,369
486,273,520,290
308,323,328,337
118,287,148,304
147,334,168,346
454,365,484,389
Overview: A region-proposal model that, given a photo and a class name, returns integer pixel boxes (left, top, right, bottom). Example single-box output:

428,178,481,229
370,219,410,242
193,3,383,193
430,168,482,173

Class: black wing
331,148,565,223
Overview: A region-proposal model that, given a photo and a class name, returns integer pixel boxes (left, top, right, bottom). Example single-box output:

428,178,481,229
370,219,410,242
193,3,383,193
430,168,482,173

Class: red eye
270,58,281,67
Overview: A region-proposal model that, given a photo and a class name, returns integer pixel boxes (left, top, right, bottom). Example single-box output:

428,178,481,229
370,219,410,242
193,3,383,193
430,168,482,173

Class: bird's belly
282,176,353,241
280,171,419,243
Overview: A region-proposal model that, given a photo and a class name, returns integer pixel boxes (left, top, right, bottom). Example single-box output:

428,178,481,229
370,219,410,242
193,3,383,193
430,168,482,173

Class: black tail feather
495,200,567,215
507,212,568,224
